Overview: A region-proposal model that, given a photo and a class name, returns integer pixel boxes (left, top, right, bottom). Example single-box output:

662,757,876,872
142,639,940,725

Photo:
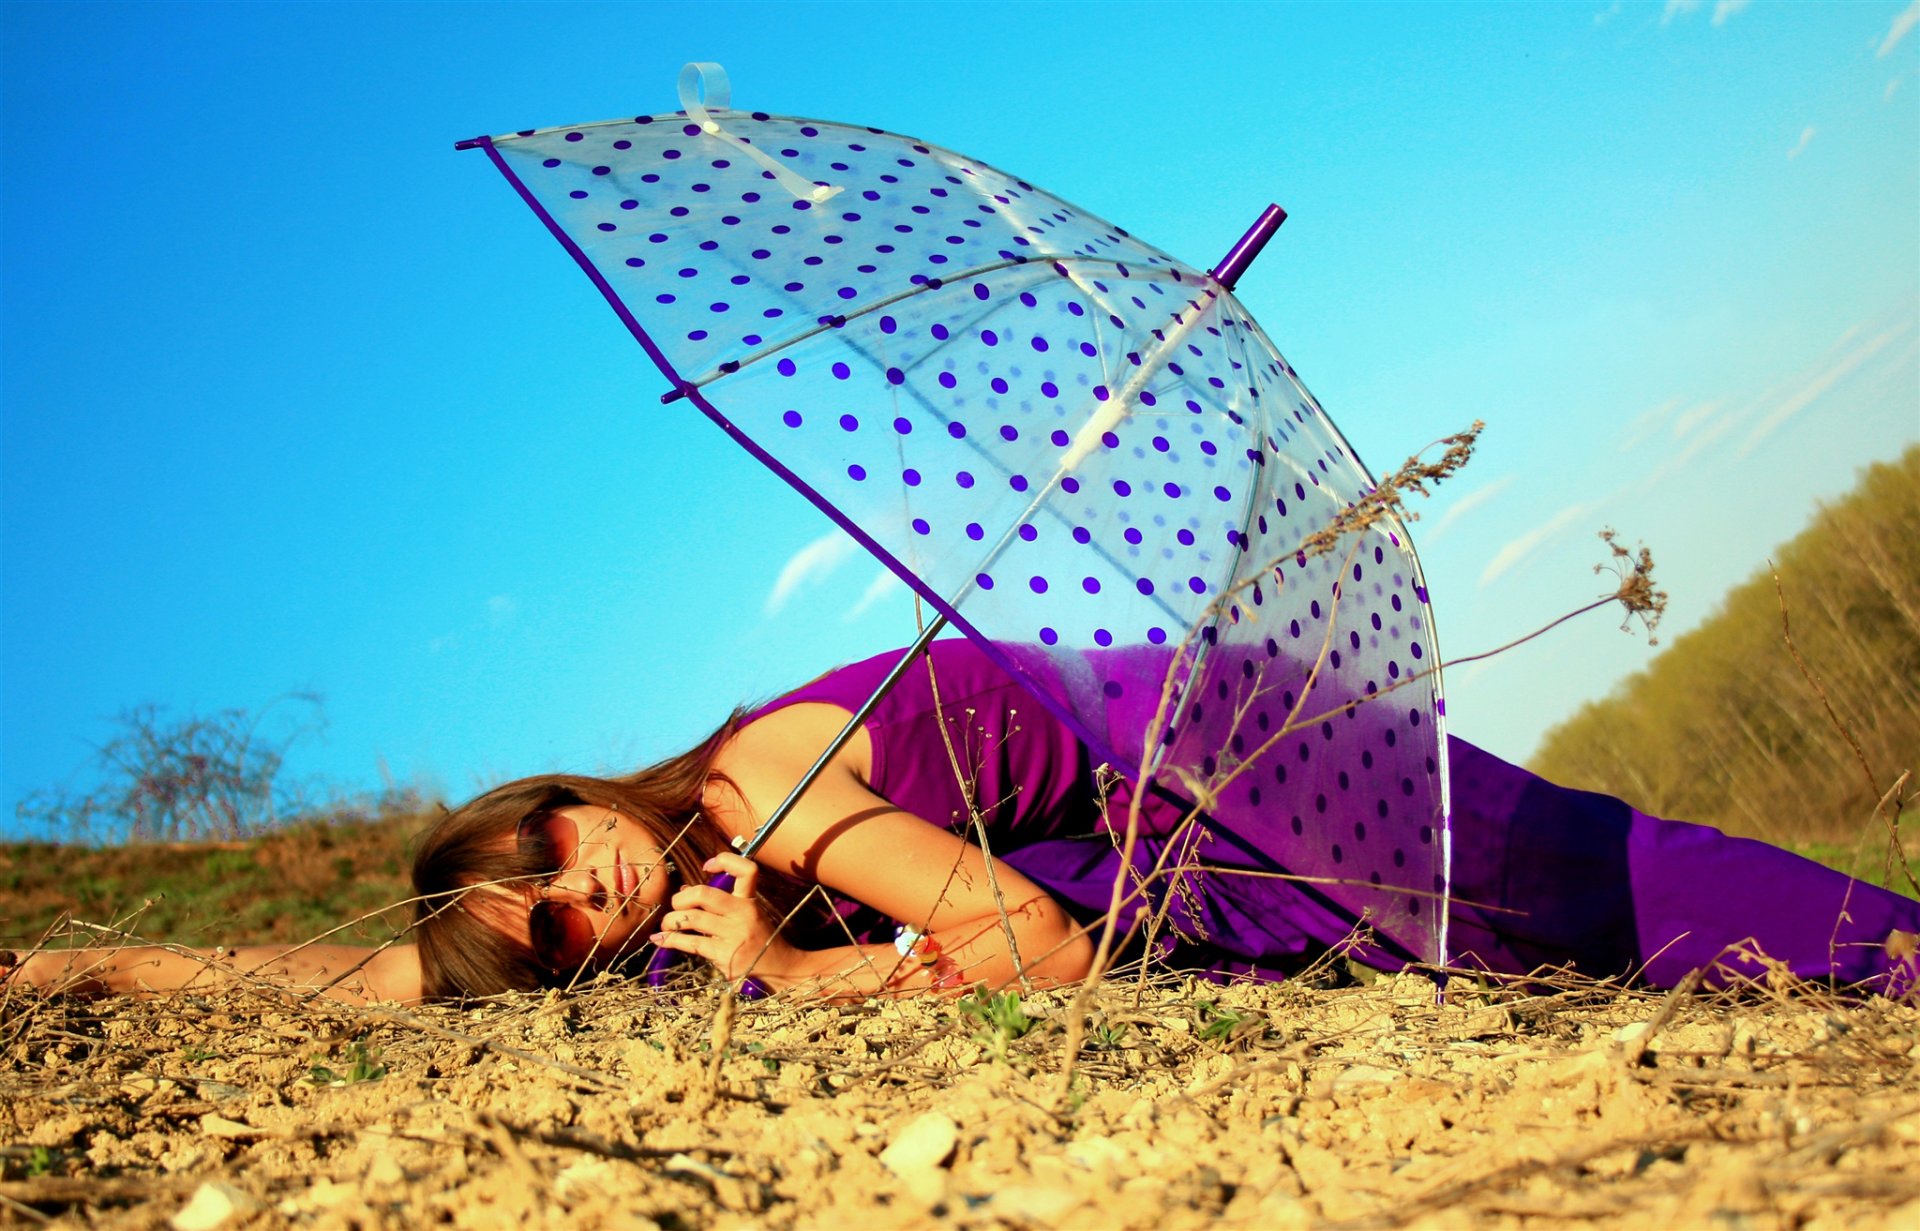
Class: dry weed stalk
1771,564,1920,896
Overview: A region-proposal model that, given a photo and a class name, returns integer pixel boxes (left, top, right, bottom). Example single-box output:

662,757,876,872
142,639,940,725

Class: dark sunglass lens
516,810,578,874
528,900,599,971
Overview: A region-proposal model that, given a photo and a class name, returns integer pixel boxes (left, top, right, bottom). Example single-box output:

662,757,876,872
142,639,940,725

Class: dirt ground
5,961,1919,1231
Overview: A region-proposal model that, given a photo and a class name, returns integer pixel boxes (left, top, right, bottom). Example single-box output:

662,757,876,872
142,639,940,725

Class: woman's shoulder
716,701,876,785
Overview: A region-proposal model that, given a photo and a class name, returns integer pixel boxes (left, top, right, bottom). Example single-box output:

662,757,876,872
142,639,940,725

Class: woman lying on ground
8,639,1918,1006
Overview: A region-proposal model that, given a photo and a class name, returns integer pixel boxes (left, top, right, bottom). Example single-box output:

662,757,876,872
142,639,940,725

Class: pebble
170,1181,257,1231
1330,1065,1403,1092
878,1112,959,1174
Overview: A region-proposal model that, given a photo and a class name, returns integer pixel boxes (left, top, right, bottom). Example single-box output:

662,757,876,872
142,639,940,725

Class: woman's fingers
704,851,758,897
670,883,749,916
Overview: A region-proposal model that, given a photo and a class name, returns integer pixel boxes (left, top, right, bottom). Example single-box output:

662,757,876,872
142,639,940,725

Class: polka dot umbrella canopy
460,65,1453,966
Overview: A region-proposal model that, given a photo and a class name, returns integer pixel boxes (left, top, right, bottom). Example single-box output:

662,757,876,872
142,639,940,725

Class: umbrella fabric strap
678,63,842,205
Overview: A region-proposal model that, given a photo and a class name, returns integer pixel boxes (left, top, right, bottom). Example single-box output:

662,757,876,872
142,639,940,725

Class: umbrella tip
1210,204,1287,291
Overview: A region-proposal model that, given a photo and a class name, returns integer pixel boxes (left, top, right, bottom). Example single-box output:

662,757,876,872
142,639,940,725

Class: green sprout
1193,998,1265,1044
309,1039,386,1086
957,988,1038,1057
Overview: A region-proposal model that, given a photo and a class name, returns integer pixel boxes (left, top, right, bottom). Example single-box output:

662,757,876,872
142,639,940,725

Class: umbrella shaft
735,612,951,859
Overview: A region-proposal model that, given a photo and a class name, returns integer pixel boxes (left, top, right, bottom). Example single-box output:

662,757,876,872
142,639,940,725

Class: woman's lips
616,858,635,900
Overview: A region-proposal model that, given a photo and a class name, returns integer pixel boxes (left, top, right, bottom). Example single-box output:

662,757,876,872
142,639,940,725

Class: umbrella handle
641,870,769,999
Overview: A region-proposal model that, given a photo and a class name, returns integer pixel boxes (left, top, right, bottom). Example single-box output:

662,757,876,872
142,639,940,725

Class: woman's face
493,804,673,972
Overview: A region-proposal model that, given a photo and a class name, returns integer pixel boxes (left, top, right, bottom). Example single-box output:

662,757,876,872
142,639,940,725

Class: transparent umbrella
459,64,1453,968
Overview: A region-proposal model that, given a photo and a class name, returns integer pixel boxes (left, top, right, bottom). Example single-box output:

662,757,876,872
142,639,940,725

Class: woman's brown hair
410,712,756,1000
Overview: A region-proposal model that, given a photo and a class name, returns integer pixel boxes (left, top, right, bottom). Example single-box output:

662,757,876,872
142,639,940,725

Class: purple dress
755,640,1919,993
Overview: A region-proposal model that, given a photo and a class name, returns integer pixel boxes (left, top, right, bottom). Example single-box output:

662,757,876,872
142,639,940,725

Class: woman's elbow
1030,923,1096,982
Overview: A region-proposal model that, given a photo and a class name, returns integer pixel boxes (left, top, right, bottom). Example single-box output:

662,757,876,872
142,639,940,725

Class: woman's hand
650,853,801,985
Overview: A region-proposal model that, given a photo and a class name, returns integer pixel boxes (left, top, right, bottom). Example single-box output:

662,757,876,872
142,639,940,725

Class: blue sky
3,1,1915,836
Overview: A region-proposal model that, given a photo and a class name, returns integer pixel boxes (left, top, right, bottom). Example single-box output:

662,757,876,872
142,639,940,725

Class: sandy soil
4,966,1918,1230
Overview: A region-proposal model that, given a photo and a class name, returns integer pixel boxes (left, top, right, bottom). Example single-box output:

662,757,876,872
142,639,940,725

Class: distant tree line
1532,446,1920,852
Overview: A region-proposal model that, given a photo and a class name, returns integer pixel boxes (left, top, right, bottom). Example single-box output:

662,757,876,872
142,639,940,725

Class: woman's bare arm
3,942,423,1006
675,705,1094,997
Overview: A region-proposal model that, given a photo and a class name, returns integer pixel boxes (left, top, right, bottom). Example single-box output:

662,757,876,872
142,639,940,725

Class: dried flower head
1595,527,1668,643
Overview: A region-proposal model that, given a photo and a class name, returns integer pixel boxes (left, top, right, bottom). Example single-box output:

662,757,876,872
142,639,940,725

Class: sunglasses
516,809,605,972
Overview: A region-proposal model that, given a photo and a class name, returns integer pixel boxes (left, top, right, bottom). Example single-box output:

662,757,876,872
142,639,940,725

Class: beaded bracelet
893,925,963,989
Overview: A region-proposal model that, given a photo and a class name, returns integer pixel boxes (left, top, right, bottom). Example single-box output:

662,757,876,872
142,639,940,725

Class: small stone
198,1114,267,1140
171,1181,257,1231
879,1112,959,1174
555,1157,620,1202
995,1184,1084,1222
664,1152,732,1183
362,1154,406,1188
1613,1021,1653,1045
1329,1064,1402,1092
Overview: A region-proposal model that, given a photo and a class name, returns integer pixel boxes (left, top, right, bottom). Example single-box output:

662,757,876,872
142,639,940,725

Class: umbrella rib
670,256,1146,396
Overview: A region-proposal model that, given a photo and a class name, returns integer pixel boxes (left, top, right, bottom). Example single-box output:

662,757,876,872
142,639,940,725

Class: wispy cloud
1738,324,1905,455
1711,0,1749,26
1888,77,1906,103
844,569,902,622
1671,399,1723,440
1593,2,1623,28
1619,396,1685,452
1630,400,1742,496
1786,126,1817,160
1427,474,1516,544
429,595,520,653
1879,2,1919,58
763,531,856,616
1479,502,1595,587
1662,0,1702,24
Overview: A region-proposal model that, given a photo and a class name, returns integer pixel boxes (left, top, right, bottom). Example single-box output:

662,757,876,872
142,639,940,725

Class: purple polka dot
847,464,866,481
1040,627,1059,646
1029,576,1049,594
966,523,985,541
839,414,859,431
782,410,802,428
1082,577,1101,595
893,417,913,435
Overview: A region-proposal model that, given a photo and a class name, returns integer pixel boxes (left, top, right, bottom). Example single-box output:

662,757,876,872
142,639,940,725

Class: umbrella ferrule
1210,204,1288,290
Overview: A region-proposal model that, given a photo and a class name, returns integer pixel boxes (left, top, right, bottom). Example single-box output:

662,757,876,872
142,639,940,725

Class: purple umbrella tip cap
1210,205,1288,290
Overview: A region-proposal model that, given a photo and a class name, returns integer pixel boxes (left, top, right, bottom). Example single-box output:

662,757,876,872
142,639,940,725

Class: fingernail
650,933,667,945
703,857,720,871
